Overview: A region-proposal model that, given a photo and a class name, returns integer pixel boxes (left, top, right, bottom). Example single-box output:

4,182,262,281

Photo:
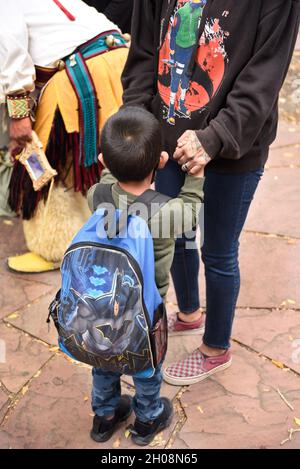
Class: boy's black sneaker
90,394,133,443
127,397,173,446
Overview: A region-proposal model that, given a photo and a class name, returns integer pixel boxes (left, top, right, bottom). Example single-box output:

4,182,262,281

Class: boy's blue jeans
156,160,264,349
92,365,163,422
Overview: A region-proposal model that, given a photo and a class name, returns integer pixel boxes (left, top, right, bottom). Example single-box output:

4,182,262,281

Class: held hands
9,117,33,159
173,130,211,176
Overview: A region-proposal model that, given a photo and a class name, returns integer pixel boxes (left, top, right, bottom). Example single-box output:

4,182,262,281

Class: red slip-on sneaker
163,349,232,386
167,312,205,337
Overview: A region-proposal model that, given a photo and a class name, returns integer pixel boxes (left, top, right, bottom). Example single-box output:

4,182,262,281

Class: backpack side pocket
47,289,61,333
150,303,168,368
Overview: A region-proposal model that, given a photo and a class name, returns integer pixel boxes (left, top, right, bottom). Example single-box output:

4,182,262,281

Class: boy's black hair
100,106,162,182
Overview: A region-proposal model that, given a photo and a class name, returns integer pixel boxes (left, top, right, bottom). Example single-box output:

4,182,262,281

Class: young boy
87,106,204,446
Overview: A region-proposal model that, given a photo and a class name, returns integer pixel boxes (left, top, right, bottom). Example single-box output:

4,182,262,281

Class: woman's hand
173,130,211,175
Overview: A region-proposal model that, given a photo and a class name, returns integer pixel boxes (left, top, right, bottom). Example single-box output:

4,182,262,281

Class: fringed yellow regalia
8,33,128,272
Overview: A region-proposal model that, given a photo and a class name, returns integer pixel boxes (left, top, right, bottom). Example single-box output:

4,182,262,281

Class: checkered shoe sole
163,355,232,386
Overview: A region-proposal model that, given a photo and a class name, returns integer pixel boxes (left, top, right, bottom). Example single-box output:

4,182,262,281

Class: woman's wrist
196,126,222,160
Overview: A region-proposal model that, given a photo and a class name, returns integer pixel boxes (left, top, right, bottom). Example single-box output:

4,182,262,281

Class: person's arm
0,8,35,97
196,0,300,161
157,174,205,239
0,4,35,154
121,0,156,109
104,0,134,33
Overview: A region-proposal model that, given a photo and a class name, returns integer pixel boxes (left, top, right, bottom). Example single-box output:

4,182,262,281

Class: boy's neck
118,175,152,196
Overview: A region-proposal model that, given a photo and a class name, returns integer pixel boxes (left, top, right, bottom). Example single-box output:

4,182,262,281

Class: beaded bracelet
7,93,31,119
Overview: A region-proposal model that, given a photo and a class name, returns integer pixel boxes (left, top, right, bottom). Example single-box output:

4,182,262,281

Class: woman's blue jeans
155,159,263,349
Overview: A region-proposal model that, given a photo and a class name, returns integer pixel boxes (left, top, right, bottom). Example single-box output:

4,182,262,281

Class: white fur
23,183,90,262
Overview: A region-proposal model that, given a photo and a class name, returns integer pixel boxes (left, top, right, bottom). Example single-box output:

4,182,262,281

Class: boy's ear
158,151,169,170
98,153,105,167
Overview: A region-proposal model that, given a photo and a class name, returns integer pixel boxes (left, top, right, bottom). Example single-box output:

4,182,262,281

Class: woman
121,0,300,385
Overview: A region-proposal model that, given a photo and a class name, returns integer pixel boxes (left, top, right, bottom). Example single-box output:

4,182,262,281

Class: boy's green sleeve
155,174,204,238
173,174,204,237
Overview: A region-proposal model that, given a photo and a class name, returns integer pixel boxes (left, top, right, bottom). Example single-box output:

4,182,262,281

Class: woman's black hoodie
122,0,300,172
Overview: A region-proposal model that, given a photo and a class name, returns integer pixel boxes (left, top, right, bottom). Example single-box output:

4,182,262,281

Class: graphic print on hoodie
158,0,229,126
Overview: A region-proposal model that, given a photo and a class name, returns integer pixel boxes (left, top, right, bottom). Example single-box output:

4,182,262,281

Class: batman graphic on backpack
48,184,169,378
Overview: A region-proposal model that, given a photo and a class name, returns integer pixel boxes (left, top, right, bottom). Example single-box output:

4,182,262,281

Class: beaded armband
6,93,31,119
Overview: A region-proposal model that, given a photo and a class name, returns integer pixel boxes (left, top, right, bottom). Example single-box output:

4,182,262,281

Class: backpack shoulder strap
128,189,171,223
96,187,171,238
92,184,115,211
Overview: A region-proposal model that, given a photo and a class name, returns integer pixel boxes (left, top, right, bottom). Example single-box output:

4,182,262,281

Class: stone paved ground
0,38,300,451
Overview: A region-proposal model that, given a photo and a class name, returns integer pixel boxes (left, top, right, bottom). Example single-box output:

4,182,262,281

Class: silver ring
182,162,189,172
203,152,210,162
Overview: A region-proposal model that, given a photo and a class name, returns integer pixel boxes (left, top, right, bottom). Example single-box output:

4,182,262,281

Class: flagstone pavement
0,41,300,451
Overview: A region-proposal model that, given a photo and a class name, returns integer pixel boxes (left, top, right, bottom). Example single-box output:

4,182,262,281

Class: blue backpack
48,184,170,378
